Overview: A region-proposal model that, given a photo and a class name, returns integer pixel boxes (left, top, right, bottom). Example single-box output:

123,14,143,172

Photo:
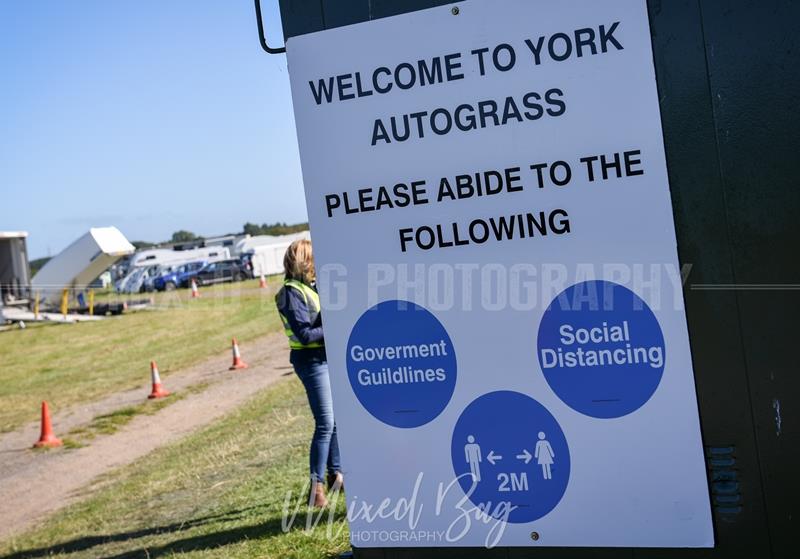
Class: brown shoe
309,481,328,508
327,471,344,491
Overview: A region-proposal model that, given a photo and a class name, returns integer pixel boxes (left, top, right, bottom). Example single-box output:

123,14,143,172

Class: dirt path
0,332,292,541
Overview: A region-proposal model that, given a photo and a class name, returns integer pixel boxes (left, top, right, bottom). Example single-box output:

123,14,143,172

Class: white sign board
286,0,713,548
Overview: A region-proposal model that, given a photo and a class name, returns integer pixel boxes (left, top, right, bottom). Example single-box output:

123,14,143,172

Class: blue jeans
292,356,341,482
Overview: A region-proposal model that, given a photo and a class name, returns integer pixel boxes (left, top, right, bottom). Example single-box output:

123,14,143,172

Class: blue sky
0,0,306,258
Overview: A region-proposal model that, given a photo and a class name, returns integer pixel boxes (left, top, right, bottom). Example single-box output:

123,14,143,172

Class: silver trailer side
0,231,31,304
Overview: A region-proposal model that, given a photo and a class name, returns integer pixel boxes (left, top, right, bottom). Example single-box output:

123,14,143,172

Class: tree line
133,222,309,248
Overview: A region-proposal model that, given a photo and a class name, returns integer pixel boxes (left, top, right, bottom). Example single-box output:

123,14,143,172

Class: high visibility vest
276,279,324,350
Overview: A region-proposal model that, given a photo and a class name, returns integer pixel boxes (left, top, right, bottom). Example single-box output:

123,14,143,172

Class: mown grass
0,377,351,559
65,382,210,444
0,278,283,433
45,395,197,451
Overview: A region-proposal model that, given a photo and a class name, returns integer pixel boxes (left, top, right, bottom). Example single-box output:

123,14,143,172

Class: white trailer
128,246,231,269
31,227,135,305
233,231,310,256
239,232,310,277
127,246,230,269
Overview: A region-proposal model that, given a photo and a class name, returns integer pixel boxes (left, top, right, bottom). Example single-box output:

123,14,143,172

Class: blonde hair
283,239,315,284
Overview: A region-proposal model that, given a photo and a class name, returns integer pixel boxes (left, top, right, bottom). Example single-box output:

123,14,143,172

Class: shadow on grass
3,505,347,559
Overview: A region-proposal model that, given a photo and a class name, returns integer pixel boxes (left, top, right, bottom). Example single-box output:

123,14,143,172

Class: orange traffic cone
190,279,200,298
148,361,171,399
229,338,249,370
33,401,63,448
259,274,267,289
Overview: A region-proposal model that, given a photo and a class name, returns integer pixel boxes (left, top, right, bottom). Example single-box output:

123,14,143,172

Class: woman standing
275,239,342,507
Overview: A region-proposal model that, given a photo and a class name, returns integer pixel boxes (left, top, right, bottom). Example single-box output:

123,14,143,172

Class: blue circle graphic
346,300,457,428
537,280,665,418
451,391,570,523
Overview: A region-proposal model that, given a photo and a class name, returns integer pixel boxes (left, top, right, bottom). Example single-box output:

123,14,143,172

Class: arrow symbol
516,449,532,464
487,450,502,465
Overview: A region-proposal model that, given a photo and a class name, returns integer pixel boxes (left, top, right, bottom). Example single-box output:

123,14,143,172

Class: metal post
60,288,68,319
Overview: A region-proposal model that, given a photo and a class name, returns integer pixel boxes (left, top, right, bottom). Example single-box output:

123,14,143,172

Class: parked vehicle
142,264,176,292
153,261,207,291
121,265,152,294
115,246,231,293
194,259,251,286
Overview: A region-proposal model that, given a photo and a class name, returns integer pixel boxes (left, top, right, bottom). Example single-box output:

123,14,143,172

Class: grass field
0,278,284,433
0,377,351,559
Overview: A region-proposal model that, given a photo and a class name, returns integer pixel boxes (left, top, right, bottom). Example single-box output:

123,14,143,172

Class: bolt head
451,6,460,15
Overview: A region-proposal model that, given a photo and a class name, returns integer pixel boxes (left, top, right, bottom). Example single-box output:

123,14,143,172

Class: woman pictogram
534,431,555,480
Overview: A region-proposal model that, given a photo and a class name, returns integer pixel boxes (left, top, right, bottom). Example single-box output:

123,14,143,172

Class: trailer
31,227,135,306
233,231,309,256
0,231,31,304
128,246,230,269
237,231,310,277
